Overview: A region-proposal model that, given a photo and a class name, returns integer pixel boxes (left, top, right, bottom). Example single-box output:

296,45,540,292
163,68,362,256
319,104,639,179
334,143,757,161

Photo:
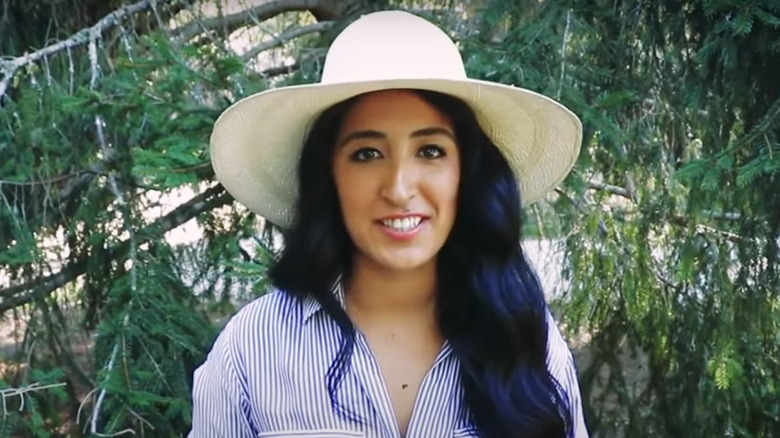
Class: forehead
339,90,453,132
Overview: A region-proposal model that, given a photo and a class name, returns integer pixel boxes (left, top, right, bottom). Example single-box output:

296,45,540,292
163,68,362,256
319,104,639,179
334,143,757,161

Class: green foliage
89,247,215,436
0,1,293,435
0,368,68,437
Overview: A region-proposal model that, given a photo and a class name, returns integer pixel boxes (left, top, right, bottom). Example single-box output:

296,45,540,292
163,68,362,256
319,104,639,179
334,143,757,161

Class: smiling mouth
379,216,426,232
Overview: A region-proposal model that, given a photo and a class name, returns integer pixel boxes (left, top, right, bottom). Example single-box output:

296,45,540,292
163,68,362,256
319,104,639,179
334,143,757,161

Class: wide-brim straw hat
210,10,582,228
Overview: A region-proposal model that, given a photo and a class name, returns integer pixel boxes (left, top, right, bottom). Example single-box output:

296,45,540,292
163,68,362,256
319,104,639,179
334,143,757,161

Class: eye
418,144,446,159
349,147,382,162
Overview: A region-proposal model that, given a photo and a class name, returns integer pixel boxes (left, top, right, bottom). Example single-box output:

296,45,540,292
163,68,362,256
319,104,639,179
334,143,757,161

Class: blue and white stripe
188,283,589,437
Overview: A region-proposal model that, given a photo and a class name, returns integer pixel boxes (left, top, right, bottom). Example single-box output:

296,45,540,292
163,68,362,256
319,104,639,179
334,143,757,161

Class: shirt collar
302,274,346,324
299,277,454,362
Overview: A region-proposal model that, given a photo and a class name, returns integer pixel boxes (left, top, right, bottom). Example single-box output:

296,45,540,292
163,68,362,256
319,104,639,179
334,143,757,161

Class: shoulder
214,289,305,360
544,310,591,437
545,310,577,377
227,288,303,328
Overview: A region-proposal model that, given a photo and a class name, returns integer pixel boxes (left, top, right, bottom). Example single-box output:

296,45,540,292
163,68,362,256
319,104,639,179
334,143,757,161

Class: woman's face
332,90,461,272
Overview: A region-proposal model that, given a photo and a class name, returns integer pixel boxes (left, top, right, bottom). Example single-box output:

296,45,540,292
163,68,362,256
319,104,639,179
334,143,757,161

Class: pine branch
703,210,742,221
0,185,232,312
241,21,334,62
587,180,633,199
556,9,572,100
1,383,68,416
0,0,178,102
174,0,340,43
86,20,134,434
720,92,780,157
555,187,609,235
257,62,300,78
0,162,212,187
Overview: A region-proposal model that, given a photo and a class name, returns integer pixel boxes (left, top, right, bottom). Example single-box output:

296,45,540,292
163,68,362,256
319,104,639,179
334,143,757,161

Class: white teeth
382,216,422,232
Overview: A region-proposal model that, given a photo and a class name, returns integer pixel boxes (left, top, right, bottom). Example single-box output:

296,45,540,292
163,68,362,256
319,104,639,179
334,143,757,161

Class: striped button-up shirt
189,283,589,438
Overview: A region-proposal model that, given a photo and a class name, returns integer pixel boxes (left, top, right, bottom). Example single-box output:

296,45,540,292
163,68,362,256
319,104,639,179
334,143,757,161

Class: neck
344,255,438,321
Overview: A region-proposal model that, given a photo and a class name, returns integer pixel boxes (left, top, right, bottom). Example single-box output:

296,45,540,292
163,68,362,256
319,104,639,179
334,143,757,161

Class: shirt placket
404,343,461,438
351,333,460,438
351,330,402,438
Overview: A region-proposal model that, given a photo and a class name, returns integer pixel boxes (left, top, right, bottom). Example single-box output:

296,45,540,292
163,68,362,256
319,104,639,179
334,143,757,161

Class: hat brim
210,78,582,228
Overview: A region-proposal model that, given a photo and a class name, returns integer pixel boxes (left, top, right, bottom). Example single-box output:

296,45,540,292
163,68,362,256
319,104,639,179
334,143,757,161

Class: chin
374,252,437,272
383,260,429,271
352,239,443,272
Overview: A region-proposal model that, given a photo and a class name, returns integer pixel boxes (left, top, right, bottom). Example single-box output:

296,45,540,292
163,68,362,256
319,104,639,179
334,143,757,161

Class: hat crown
321,11,467,84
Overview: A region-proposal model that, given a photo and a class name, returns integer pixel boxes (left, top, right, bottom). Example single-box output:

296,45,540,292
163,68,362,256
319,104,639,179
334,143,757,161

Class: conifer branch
587,180,633,199
174,0,340,43
258,62,300,78
0,0,177,102
586,181,741,221
91,317,126,434
557,9,571,100
1,382,68,416
0,185,232,312
241,21,334,62
87,20,134,434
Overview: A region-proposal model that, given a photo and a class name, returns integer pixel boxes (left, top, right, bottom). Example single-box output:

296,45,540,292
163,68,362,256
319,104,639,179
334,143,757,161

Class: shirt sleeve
546,311,590,438
188,319,256,437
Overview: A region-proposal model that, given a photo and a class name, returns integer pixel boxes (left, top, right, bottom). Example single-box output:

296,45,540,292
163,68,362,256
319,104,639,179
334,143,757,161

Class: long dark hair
268,89,573,437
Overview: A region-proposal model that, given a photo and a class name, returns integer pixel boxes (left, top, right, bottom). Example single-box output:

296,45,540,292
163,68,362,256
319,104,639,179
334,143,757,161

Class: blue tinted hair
268,89,573,437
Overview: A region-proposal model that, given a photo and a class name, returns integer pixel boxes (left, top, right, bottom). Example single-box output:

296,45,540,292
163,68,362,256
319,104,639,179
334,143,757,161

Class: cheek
436,169,460,216
333,169,373,222
339,188,365,217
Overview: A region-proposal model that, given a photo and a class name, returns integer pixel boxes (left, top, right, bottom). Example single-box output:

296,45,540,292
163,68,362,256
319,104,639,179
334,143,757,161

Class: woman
190,10,588,438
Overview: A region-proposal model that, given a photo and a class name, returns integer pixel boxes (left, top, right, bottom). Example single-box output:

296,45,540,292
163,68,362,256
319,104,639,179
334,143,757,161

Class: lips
382,216,422,231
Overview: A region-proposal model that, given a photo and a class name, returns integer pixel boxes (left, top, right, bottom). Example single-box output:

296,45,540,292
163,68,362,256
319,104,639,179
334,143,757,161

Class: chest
360,327,443,437
245,319,477,438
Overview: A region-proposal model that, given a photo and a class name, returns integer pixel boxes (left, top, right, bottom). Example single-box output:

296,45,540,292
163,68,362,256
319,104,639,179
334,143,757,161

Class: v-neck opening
350,328,454,438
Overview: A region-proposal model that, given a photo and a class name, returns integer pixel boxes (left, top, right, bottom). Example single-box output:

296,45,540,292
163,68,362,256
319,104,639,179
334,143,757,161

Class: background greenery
0,0,778,436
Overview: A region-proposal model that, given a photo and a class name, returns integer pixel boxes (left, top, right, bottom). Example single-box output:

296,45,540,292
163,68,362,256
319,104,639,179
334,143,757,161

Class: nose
379,158,416,208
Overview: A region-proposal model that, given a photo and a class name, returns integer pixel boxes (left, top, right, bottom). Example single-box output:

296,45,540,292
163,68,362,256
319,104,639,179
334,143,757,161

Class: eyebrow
338,126,455,148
